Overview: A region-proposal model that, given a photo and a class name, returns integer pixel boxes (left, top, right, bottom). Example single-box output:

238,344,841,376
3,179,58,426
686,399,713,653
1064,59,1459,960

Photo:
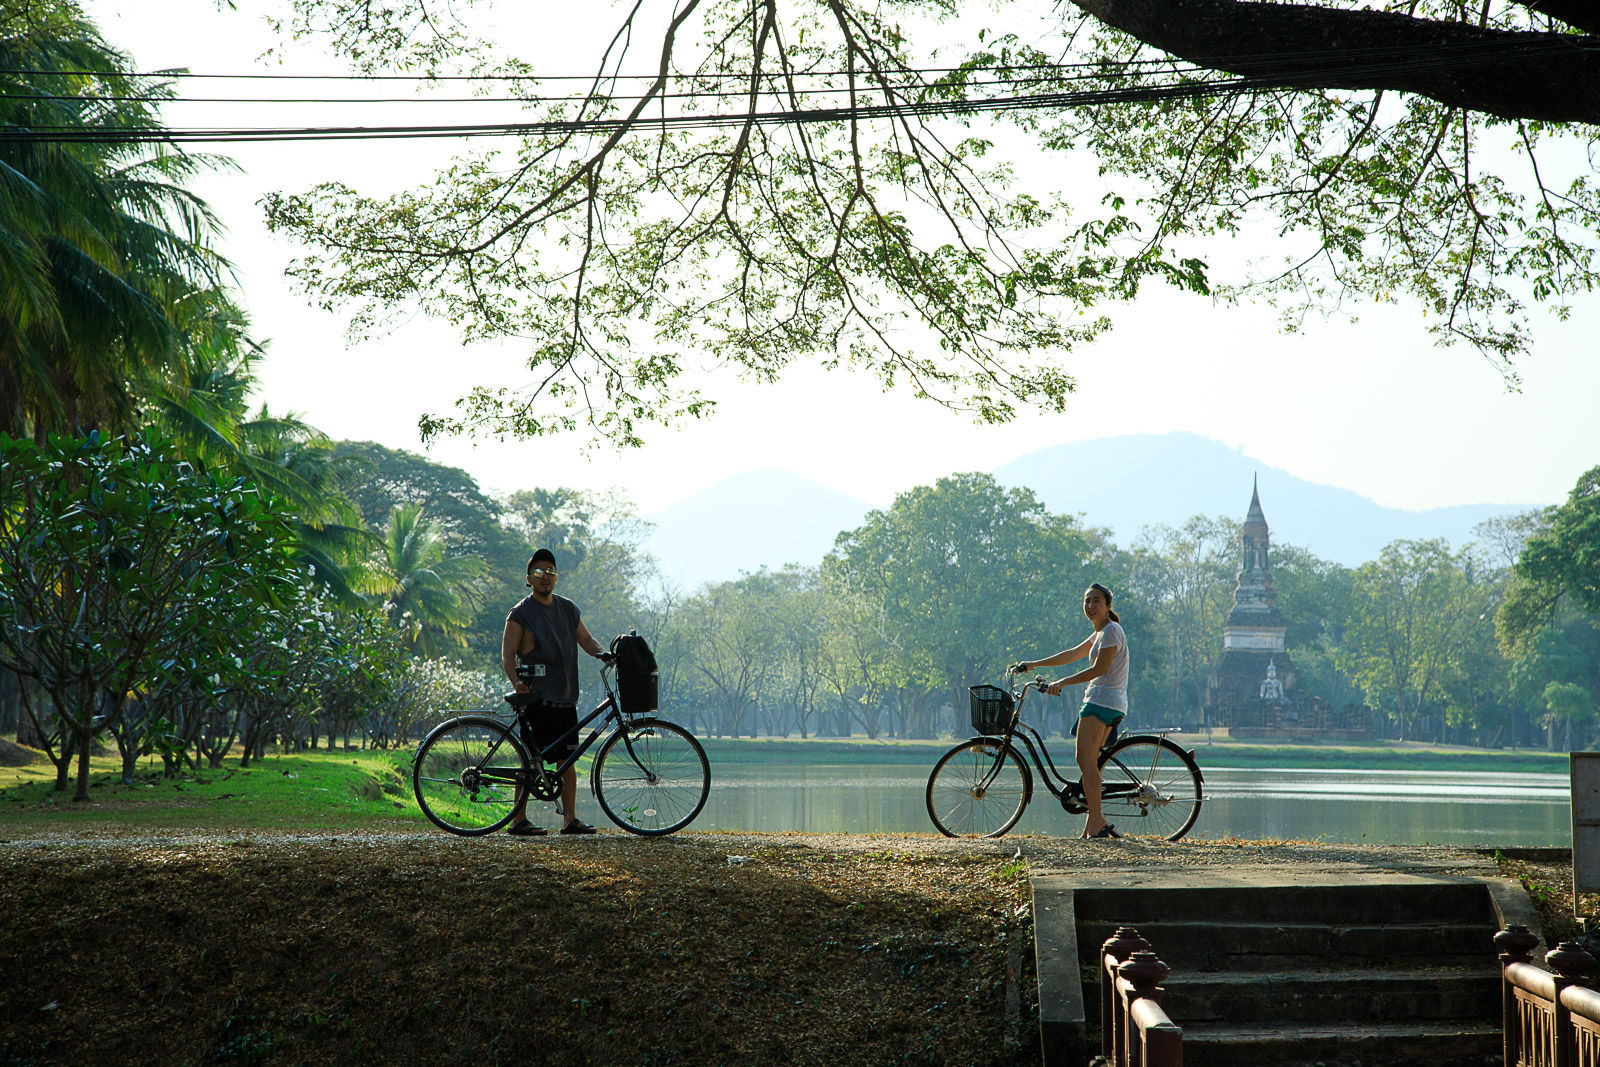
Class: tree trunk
1068,0,1600,122
0,667,19,734
239,714,258,768
73,727,92,801
53,734,73,791
15,675,43,748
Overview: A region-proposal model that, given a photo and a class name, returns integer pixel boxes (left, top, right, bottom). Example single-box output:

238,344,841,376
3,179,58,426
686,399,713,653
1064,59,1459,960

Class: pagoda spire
1245,473,1267,532
1228,480,1283,629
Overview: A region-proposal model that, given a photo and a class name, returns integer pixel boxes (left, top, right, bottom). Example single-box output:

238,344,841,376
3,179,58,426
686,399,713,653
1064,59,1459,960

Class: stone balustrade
1098,926,1182,1067
1499,925,1600,1067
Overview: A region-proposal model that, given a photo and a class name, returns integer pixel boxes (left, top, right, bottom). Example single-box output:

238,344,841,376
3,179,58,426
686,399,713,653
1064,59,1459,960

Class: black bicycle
925,667,1204,840
412,661,710,837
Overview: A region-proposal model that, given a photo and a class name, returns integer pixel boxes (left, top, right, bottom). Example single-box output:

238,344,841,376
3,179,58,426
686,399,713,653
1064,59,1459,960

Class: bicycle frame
474,666,656,789
978,674,1160,805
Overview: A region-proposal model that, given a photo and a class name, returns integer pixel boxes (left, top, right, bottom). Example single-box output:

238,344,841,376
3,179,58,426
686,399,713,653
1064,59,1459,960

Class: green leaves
0,430,305,792
259,1,1141,444
1499,466,1600,651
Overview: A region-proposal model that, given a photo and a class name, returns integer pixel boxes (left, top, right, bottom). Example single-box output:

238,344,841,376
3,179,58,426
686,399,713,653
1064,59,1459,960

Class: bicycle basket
969,685,1016,734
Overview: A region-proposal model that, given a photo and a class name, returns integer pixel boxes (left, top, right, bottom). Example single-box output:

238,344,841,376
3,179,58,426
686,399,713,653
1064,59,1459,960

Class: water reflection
691,764,1571,846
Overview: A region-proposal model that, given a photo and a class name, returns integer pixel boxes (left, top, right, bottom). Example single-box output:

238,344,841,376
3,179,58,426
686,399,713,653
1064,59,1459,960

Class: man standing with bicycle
501,548,611,835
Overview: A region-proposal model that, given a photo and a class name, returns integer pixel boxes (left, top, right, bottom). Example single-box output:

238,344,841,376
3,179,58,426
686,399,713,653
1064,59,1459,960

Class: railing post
1498,925,1541,1066
1548,941,1596,1067
1118,950,1172,1067
1102,927,1150,1065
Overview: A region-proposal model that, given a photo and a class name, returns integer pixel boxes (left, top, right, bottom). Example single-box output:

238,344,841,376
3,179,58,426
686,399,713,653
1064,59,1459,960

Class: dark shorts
518,703,579,763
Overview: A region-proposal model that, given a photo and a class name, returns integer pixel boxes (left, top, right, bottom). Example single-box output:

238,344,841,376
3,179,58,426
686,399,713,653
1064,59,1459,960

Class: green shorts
1077,702,1126,728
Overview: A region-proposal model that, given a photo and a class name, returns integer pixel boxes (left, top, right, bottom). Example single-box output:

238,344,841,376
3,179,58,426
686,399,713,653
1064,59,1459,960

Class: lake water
686,763,1572,845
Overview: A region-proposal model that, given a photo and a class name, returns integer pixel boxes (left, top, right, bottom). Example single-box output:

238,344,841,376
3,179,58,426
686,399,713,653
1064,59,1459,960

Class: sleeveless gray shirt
507,593,582,706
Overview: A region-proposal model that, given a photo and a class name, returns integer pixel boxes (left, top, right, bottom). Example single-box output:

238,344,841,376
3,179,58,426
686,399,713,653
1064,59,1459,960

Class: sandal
560,820,598,835
1088,824,1121,839
506,821,548,836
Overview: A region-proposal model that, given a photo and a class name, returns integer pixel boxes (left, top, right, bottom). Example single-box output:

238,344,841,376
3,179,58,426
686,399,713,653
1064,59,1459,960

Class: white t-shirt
1083,620,1129,713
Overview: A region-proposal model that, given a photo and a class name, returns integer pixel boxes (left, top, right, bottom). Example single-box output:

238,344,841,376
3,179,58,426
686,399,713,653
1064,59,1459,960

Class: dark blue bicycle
412,660,710,837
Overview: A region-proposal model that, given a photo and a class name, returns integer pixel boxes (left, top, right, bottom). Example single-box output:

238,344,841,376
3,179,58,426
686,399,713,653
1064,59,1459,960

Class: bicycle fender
1110,733,1205,785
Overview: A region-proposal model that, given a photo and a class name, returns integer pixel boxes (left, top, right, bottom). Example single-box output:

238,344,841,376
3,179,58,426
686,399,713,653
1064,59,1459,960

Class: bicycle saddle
504,691,539,708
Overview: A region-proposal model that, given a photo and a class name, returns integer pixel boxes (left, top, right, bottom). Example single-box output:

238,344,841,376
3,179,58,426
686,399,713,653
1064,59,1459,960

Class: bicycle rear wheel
926,739,1032,838
591,718,710,836
413,716,530,836
1096,735,1203,841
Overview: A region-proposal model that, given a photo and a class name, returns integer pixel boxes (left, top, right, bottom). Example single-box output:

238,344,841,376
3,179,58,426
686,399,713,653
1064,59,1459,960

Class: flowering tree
0,432,298,798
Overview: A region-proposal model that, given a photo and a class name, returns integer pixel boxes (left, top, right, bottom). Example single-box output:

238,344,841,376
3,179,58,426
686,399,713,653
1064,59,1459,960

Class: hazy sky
87,1,1599,514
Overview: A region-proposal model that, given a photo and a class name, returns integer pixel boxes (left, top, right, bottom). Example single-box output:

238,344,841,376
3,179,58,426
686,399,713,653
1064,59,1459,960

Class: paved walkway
1019,836,1503,880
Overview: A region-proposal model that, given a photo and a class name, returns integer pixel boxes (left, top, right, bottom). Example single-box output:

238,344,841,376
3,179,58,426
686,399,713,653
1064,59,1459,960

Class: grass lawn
0,744,428,834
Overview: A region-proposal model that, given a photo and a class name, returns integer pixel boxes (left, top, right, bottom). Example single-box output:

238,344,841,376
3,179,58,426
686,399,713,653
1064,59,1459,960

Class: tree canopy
1498,464,1600,648
260,0,1598,445
0,5,239,438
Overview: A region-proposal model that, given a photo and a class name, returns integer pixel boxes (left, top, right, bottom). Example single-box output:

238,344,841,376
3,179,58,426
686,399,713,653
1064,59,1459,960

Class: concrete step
1035,873,1533,1067
1073,881,1494,926
1179,1020,1502,1067
1164,967,1500,1025
1078,918,1495,971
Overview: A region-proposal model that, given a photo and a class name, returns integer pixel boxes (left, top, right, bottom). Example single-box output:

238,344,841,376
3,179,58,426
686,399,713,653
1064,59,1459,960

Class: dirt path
0,829,1530,1067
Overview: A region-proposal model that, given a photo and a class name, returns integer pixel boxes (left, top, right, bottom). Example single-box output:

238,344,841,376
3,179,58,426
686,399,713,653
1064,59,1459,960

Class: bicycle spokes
926,740,1029,838
1096,736,1203,841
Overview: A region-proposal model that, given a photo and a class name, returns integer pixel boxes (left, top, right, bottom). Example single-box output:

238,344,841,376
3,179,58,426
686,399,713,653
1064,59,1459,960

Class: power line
0,57,1237,82
0,69,1212,106
0,37,1588,145
0,75,1437,144
0,35,1585,86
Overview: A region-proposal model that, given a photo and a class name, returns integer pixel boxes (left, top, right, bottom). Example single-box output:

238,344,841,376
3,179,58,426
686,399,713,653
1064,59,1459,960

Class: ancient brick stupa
1204,478,1298,731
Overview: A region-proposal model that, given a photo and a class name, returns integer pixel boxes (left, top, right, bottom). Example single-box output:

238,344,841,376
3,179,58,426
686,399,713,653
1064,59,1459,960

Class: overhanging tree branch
254,0,1600,445
1068,0,1600,122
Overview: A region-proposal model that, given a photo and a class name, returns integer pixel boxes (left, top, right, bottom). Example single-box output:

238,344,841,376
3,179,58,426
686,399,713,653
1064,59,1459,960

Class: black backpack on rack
609,630,658,715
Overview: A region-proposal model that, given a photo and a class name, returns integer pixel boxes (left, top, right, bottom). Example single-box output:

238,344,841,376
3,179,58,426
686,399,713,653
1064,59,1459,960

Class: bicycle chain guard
1060,786,1088,815
527,766,562,802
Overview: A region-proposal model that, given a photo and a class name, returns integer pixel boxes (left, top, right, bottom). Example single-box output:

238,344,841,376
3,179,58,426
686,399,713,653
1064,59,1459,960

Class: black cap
528,548,556,570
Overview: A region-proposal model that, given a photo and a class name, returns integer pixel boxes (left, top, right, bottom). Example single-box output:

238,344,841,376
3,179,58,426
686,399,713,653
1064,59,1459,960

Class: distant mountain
641,470,871,590
992,432,1534,566
642,434,1540,587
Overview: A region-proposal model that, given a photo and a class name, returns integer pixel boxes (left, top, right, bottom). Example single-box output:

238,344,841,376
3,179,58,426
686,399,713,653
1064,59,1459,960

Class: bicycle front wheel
1097,735,1203,841
413,716,530,836
926,739,1032,838
591,719,710,836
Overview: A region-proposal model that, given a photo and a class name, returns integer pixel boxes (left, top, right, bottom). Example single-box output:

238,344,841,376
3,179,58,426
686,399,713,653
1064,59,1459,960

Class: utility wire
0,69,1235,105
3,39,1579,106
0,76,1466,143
0,37,1589,144
0,34,1587,86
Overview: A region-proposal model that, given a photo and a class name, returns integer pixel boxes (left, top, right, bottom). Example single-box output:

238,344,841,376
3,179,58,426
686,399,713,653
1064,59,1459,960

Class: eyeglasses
530,567,558,577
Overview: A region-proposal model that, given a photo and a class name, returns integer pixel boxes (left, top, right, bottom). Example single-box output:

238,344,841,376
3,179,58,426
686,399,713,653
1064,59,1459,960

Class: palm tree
360,504,484,658
0,7,233,439
133,288,374,600
237,405,374,603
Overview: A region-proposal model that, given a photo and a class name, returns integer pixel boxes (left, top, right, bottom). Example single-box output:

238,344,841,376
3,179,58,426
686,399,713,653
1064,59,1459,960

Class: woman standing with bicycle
1015,583,1129,839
